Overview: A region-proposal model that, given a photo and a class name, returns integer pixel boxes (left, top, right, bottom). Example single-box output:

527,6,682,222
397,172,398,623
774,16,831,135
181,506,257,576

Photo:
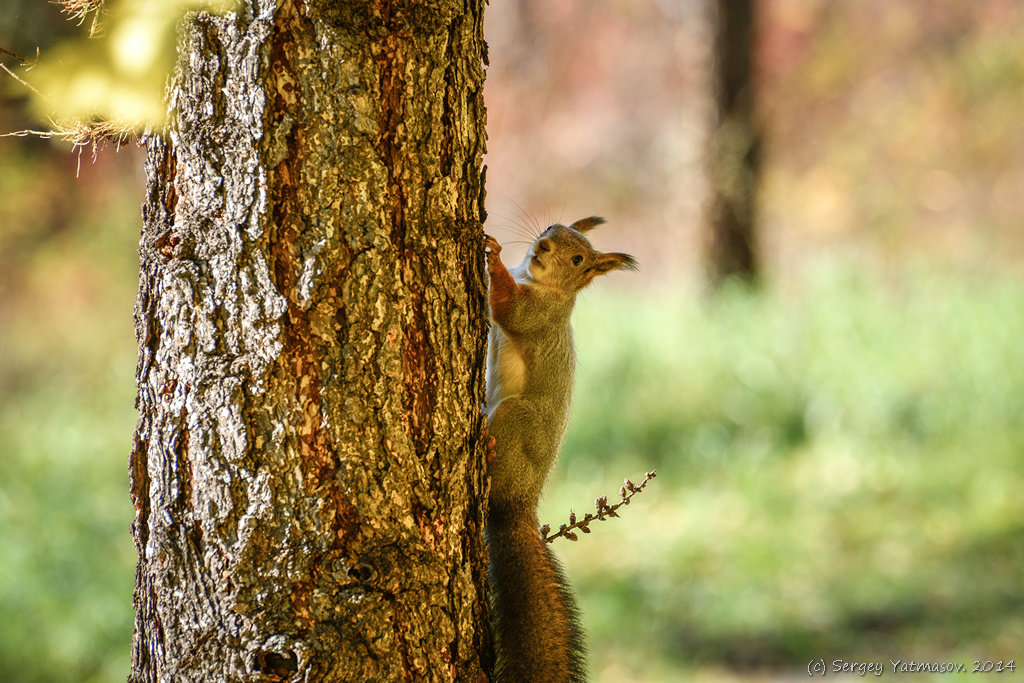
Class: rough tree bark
705,0,760,286
129,1,490,681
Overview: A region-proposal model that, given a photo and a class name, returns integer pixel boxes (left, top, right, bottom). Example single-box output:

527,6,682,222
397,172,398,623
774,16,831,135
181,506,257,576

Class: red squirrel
483,218,637,682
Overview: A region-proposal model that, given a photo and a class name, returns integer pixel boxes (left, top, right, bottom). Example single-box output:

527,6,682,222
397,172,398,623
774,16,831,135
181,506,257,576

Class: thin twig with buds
540,470,657,543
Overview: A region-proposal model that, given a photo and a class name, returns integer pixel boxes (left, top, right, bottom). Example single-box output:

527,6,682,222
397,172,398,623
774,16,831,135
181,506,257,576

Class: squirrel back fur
484,218,636,682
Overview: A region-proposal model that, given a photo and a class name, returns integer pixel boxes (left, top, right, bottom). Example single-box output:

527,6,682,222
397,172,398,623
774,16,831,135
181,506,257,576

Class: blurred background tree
706,0,760,286
2,0,1023,681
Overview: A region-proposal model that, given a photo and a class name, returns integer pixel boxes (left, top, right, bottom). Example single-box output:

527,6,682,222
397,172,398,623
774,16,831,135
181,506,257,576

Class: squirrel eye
571,255,584,266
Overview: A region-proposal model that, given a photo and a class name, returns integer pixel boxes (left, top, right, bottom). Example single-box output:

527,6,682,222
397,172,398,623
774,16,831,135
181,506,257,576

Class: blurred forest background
1,0,1022,681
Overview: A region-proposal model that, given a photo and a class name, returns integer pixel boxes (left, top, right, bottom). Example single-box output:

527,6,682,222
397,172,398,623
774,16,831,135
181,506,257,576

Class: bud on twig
540,470,657,543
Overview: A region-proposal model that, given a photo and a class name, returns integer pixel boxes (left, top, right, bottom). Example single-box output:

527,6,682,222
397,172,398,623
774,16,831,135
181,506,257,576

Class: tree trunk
706,0,760,286
129,2,490,681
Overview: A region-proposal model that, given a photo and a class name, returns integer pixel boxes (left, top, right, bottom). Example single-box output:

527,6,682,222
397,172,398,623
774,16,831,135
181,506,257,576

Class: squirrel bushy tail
487,507,586,683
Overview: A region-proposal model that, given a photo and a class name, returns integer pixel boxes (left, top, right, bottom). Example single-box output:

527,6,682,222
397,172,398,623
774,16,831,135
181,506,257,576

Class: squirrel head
523,216,638,292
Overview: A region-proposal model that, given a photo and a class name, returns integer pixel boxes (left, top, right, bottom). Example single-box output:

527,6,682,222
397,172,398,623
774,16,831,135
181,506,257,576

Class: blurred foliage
0,140,140,680
4,0,238,131
1,1,85,58
484,0,1024,278
546,269,1024,681
759,0,1024,266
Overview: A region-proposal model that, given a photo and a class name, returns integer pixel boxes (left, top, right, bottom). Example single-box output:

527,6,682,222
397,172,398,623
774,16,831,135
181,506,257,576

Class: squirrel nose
536,238,552,254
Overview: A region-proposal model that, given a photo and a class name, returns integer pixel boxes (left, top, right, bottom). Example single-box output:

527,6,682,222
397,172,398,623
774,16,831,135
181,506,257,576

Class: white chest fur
487,329,526,410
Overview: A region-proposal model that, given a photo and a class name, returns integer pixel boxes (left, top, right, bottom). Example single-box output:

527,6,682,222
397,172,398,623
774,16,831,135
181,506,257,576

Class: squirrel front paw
484,234,502,261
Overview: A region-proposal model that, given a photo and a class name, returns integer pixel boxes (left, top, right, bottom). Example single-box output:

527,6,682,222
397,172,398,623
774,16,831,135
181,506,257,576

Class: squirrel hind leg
485,397,551,508
481,423,497,465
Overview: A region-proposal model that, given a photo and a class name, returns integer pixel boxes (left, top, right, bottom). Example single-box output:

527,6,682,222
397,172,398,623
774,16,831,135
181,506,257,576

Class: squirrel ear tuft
570,216,606,233
579,252,637,288
581,253,639,290
595,252,639,273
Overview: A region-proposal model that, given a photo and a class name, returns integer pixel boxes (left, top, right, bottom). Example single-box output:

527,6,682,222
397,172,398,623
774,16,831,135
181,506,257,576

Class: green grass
0,146,139,683
0,375,136,683
545,262,1024,682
